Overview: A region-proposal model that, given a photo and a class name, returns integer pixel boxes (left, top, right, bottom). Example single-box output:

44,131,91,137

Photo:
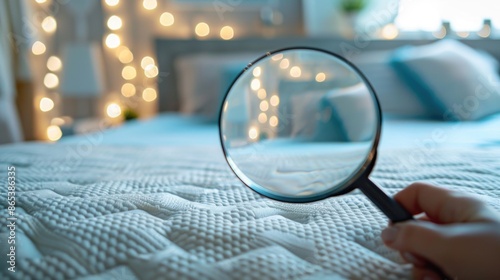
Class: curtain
0,0,32,144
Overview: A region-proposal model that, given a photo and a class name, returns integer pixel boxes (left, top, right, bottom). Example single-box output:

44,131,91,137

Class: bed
1,39,500,279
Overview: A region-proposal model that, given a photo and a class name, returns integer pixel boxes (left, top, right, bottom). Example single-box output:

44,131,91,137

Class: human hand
381,183,500,280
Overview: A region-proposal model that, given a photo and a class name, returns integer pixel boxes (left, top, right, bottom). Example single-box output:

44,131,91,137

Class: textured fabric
1,143,499,279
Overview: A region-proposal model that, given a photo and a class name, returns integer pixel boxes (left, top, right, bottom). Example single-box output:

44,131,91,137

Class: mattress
1,114,500,279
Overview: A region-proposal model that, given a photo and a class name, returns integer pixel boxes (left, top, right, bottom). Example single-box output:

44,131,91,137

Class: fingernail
381,226,399,243
402,252,425,266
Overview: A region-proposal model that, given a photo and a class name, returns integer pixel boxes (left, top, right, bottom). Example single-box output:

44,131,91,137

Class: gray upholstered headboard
155,38,500,112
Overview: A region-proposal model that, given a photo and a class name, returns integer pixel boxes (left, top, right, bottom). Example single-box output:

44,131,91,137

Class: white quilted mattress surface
1,140,500,279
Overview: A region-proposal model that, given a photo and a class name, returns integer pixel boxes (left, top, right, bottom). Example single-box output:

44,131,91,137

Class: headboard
155,37,500,112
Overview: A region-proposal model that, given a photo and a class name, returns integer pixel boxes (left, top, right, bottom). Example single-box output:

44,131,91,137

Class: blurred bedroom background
1,0,500,144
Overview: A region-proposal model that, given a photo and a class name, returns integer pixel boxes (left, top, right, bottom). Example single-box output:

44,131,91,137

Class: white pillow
390,40,500,121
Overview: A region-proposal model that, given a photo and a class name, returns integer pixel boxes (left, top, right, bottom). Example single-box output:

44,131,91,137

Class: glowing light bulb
121,83,136,97
315,72,326,82
117,47,133,63
105,33,120,49
39,97,54,112
32,41,46,55
144,64,159,78
143,0,157,10
250,78,261,91
47,56,62,72
160,12,175,27
105,0,119,7
269,116,278,127
47,125,62,141
106,103,122,118
195,22,210,37
122,66,137,80
141,56,155,69
220,26,234,40
260,100,269,111
258,113,267,124
142,88,157,102
41,16,57,33
257,89,267,99
381,24,399,40
279,58,289,69
290,66,301,78
107,15,122,30
270,95,279,106
248,127,258,140
253,66,261,77
43,73,59,89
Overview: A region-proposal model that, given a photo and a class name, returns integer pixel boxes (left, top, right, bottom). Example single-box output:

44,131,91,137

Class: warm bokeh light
39,97,54,112
315,72,326,82
432,26,447,39
51,117,65,126
259,100,269,112
456,31,470,38
160,12,175,27
141,56,155,69
478,25,491,38
143,0,157,10
195,22,210,37
47,56,62,72
106,103,122,118
257,89,267,99
144,64,159,78
107,15,122,30
220,26,234,40
258,113,267,124
47,125,62,141
35,0,47,3
121,83,136,97
272,53,283,61
279,58,289,69
381,24,399,40
248,126,258,140
250,78,261,91
105,33,121,49
105,0,119,7
44,73,59,89
290,66,301,78
122,66,137,80
270,95,280,106
142,87,157,102
32,41,46,55
117,47,134,63
269,116,278,127
41,16,57,33
253,66,261,77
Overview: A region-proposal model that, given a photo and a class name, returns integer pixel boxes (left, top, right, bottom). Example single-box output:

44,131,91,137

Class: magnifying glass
219,47,413,223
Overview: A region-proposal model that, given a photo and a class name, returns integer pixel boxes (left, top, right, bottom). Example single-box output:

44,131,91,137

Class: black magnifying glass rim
218,46,382,203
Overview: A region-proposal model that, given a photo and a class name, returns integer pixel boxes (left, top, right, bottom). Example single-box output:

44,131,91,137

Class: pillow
390,40,500,121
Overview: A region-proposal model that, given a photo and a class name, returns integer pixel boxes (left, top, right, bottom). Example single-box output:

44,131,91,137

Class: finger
400,251,427,267
394,182,485,223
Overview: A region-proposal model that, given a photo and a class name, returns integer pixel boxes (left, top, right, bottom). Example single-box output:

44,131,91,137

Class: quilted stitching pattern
1,144,499,280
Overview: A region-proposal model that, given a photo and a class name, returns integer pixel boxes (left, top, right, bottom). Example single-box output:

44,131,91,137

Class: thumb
381,221,449,264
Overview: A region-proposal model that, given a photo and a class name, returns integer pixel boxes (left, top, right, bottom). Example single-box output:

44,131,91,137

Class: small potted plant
340,0,367,38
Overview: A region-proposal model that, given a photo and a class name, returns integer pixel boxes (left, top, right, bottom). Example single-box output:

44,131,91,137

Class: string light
195,22,210,37
220,26,234,40
105,33,121,49
269,116,278,127
259,100,269,111
117,46,134,63
142,87,157,102
106,103,122,118
121,83,136,97
47,125,62,141
279,58,289,69
140,56,155,69
39,97,55,112
160,12,174,27
253,67,261,77
258,113,267,124
43,73,59,89
257,89,267,99
122,66,137,80
143,0,157,10
41,16,57,33
32,41,46,55
270,95,279,106
144,64,159,78
272,54,283,61
248,127,258,140
315,72,326,82
107,15,122,30
250,78,261,91
290,66,301,78
47,56,62,72
105,0,119,7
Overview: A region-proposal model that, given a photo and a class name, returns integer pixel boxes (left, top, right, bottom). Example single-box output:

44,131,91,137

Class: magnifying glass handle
357,177,413,223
